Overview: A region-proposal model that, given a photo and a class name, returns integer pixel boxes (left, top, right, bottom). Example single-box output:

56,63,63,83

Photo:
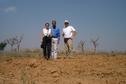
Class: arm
71,26,77,39
41,29,44,42
72,31,77,37
41,32,43,42
57,28,60,44
58,28,60,38
62,32,65,37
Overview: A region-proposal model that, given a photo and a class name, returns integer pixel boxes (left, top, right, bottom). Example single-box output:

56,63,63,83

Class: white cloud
4,6,16,12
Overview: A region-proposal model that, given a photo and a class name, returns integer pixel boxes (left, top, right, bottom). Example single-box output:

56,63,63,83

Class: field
0,52,126,84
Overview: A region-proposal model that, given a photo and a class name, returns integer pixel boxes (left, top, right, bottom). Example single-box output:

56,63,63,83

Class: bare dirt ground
0,54,126,84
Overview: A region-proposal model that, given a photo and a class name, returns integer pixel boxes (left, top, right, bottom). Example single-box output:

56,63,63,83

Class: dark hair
64,22,69,25
52,20,56,24
45,23,50,26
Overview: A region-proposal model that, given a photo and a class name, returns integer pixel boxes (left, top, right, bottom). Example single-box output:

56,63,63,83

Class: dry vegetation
0,51,126,84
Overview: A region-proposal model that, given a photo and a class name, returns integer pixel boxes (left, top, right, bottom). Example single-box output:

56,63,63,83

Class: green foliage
0,42,7,51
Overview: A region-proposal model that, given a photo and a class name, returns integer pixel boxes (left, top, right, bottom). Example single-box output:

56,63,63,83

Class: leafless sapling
91,37,99,54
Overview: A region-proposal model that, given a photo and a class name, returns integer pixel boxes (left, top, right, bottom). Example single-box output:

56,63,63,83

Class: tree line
78,37,99,54
0,35,99,54
0,35,23,52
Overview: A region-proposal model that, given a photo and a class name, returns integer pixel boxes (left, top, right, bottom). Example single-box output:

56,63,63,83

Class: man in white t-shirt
62,20,77,56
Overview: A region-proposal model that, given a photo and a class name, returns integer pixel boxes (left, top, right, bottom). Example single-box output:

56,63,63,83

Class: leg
64,42,69,56
42,36,47,59
43,46,47,59
51,38,54,59
53,38,58,59
64,38,69,56
47,43,51,59
67,39,73,55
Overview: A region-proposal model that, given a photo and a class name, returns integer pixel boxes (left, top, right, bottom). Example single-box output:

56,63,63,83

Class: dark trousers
42,36,51,60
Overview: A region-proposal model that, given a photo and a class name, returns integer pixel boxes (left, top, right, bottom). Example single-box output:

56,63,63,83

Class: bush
0,42,7,51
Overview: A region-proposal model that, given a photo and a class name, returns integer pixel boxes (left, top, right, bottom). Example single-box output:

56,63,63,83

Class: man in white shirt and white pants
62,20,77,56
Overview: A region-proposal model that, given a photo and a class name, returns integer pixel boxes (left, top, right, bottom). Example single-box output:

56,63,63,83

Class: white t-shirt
63,26,76,38
43,28,51,36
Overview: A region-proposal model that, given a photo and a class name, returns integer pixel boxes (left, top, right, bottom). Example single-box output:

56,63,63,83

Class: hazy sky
0,0,126,51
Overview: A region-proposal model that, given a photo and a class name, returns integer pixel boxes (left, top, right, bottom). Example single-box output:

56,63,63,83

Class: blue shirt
51,27,60,38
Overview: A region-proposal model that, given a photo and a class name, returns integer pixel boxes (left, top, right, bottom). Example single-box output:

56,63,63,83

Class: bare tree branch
6,35,23,52
91,37,99,54
78,40,85,53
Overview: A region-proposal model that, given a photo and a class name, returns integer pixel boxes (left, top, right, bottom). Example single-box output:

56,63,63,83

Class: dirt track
0,54,126,84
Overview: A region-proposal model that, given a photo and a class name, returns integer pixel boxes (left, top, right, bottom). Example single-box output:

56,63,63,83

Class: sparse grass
1,48,126,58
0,49,42,59
21,70,28,84
20,67,37,84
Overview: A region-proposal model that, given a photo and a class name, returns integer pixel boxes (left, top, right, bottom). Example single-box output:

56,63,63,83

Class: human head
64,20,69,27
45,22,49,29
52,20,56,28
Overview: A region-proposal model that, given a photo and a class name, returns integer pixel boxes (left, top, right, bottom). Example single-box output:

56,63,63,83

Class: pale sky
0,0,126,51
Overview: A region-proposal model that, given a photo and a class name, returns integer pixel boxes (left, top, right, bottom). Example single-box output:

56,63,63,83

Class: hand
71,36,74,40
62,33,64,37
49,34,52,37
58,38,60,44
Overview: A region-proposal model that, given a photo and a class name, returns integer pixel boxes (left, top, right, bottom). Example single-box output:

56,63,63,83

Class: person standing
51,20,60,59
41,23,52,60
62,20,77,56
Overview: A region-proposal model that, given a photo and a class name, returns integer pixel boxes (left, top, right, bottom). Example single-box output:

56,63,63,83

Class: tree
16,35,23,52
91,37,99,54
0,42,7,51
6,35,23,52
78,40,85,53
6,38,17,51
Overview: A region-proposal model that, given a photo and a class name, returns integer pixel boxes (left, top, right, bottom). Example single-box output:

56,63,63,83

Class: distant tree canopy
0,42,7,51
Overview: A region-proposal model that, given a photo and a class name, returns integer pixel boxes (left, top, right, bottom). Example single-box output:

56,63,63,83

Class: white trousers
51,38,58,59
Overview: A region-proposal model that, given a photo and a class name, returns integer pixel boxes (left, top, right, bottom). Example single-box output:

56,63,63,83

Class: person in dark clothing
41,23,52,60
